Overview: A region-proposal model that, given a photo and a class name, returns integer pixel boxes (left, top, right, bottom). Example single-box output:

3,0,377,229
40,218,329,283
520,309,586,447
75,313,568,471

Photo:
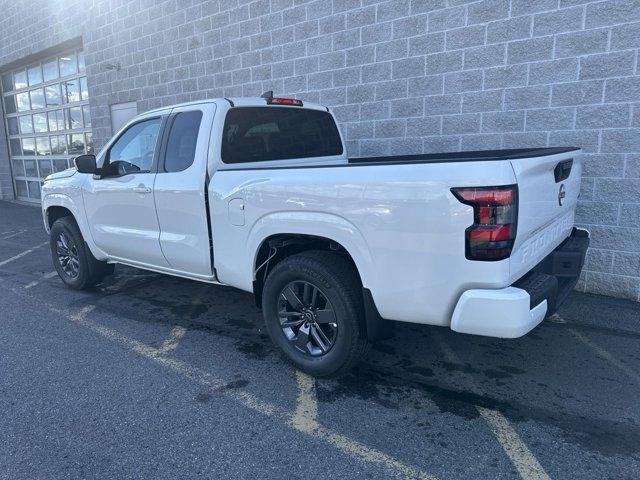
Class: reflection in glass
4,95,16,114
27,65,42,86
68,134,84,154
36,137,51,156
59,53,77,77
33,113,48,133
9,138,21,156
86,132,94,154
21,138,35,155
45,84,61,105
53,158,69,172
15,180,28,197
12,159,25,176
43,60,59,82
27,181,41,199
30,89,45,109
8,117,19,135
38,159,53,177
61,79,79,103
6,50,93,196
66,107,83,129
82,105,91,127
50,136,59,155
80,77,88,100
2,73,13,92
19,115,33,134
51,135,67,154
24,159,38,176
14,70,27,89
16,92,30,111
48,110,63,131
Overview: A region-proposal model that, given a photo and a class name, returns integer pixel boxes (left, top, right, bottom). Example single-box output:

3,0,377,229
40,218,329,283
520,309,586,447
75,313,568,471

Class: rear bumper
451,227,589,338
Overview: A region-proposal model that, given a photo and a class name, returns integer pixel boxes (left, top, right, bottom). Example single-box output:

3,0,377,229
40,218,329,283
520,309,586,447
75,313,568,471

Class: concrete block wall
0,0,639,300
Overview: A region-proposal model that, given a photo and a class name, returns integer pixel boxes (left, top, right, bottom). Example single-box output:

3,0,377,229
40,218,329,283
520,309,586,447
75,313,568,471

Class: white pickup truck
41,94,589,376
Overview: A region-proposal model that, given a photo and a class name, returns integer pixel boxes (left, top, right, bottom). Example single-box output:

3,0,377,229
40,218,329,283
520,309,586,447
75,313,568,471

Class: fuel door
228,198,245,226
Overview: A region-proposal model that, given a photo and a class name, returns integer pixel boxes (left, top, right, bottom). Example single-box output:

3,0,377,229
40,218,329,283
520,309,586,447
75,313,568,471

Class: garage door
1,48,93,202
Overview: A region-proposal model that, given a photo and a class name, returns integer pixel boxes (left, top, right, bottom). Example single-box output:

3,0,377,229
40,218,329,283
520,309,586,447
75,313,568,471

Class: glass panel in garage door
1,47,93,202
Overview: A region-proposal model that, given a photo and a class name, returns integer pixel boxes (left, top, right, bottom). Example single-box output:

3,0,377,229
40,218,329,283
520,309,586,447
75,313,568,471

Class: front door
83,115,169,268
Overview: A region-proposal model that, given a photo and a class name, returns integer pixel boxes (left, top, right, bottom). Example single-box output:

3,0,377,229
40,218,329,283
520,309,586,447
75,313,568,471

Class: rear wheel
50,216,114,290
262,251,370,377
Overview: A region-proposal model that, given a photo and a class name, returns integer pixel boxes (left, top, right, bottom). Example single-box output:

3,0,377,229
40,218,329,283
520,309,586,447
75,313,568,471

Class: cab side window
106,118,162,174
164,111,203,172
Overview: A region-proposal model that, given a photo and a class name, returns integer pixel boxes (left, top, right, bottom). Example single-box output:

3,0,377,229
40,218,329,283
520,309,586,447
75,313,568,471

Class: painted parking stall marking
156,326,187,355
24,270,57,289
2,278,438,480
569,327,640,386
434,331,550,480
2,202,640,479
0,241,48,268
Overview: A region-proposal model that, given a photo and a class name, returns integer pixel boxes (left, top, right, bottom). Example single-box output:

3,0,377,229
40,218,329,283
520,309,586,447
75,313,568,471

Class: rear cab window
221,107,343,164
164,111,203,172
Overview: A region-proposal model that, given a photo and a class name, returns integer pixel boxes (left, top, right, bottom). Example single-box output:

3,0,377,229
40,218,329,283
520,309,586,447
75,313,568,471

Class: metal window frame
1,47,91,202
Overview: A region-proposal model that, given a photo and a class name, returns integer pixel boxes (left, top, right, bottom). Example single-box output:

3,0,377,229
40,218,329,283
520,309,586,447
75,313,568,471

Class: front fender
41,192,108,261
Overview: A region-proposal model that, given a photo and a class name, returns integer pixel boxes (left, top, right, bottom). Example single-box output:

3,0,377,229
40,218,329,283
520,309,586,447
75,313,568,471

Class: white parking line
24,271,58,289
434,332,550,480
154,288,206,354
0,242,48,267
476,407,550,480
549,315,640,385
1,230,27,240
102,275,135,293
293,371,319,431
290,370,436,479
156,326,187,355
569,327,640,386
7,292,435,480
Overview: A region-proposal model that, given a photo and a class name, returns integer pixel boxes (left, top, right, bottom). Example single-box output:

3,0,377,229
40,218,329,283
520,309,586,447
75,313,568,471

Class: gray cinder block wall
0,0,639,301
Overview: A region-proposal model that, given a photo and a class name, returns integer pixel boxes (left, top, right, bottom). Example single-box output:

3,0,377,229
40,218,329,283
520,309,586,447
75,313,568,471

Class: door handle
132,185,151,194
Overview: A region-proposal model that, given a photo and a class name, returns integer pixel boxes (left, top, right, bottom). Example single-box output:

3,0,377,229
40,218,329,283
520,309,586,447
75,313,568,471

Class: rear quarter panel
210,160,517,325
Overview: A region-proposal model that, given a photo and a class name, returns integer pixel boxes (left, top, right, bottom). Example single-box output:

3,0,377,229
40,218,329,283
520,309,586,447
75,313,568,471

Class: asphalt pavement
0,200,639,479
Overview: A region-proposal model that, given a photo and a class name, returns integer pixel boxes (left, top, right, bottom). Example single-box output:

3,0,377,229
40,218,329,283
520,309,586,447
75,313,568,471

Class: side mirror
74,154,97,174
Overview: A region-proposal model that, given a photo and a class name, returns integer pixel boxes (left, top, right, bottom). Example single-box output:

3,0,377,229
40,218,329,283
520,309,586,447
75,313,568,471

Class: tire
50,216,114,290
262,251,370,377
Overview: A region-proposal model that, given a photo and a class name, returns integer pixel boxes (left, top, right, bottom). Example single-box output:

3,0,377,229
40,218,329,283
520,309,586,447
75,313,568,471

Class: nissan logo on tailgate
558,184,566,206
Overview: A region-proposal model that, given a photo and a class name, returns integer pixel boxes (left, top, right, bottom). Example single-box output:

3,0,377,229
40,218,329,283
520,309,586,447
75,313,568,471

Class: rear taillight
451,185,518,261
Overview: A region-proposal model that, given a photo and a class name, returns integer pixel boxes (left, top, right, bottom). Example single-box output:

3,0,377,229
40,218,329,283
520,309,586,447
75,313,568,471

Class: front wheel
261,251,370,377
50,216,114,290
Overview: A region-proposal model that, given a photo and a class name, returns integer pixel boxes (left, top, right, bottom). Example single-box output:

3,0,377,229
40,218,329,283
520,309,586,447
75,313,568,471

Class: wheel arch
46,205,75,229
252,233,362,299
42,194,107,261
251,232,392,342
43,194,80,231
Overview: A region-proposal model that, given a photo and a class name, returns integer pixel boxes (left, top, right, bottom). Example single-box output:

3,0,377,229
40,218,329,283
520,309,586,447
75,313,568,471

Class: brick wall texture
0,0,639,301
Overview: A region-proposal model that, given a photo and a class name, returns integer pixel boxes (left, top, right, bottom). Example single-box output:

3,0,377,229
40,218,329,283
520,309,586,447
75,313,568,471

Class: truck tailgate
509,148,582,282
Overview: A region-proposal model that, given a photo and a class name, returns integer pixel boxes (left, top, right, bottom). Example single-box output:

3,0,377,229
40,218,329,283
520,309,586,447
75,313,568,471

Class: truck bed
348,147,579,165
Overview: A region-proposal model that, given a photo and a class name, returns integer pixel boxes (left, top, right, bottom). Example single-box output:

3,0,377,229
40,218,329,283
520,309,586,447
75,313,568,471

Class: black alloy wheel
55,231,80,278
278,280,338,357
